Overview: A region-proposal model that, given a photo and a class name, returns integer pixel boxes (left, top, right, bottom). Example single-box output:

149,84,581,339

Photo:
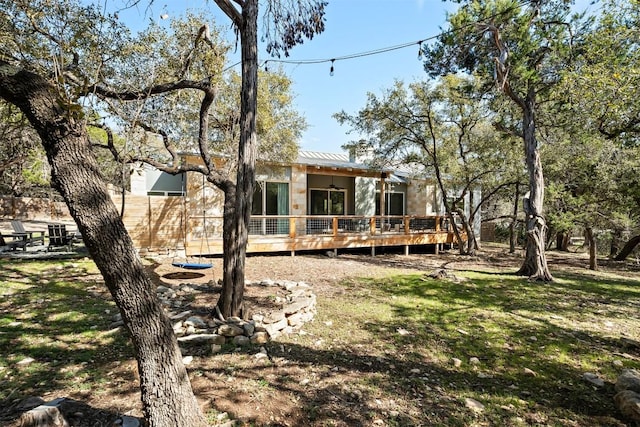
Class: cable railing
188,214,457,238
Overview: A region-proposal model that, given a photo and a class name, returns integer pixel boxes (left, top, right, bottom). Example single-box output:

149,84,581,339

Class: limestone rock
262,310,286,324
616,369,640,393
464,397,485,412
177,333,225,345
264,318,288,336
614,390,640,423
583,372,605,387
218,324,245,337
251,331,269,344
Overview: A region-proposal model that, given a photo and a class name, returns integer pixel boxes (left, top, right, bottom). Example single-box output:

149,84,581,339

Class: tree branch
213,0,243,28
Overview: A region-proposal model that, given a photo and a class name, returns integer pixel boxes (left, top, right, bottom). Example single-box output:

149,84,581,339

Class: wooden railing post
435,216,440,232
370,217,376,235
404,216,410,235
289,217,296,238
332,217,338,236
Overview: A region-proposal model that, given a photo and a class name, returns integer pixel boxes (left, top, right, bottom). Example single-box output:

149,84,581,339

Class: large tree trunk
614,234,640,261
217,0,259,318
509,183,520,254
515,98,553,281
585,226,598,270
0,62,206,426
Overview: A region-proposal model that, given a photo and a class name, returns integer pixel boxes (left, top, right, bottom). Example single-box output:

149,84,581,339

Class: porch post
289,217,296,238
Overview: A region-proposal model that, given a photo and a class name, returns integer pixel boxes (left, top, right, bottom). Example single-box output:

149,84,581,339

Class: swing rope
172,173,213,270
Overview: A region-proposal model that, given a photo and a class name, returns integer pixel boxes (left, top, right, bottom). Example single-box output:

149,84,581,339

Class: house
124,150,479,256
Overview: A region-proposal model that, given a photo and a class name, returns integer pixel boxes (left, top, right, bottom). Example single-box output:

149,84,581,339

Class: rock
263,318,288,336
17,357,35,365
281,280,299,290
117,415,141,427
262,310,286,324
528,336,538,342
250,332,270,344
233,335,251,346
284,297,313,315
156,285,172,294
464,397,485,412
469,357,480,365
614,390,640,423
177,334,226,345
211,344,222,354
523,368,537,377
242,322,255,336
15,396,45,411
184,316,207,329
260,279,276,287
583,372,605,387
182,356,193,365
616,369,640,393
18,398,68,427
218,324,245,337
169,311,192,321
451,358,462,368
287,311,308,327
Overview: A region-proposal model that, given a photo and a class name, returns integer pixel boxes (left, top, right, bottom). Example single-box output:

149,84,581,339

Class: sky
110,0,457,154
108,0,595,155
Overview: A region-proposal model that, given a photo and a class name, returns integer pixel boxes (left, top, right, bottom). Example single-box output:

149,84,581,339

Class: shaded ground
2,244,640,426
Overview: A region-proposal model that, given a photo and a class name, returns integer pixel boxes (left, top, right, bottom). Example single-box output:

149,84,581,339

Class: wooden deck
182,215,463,256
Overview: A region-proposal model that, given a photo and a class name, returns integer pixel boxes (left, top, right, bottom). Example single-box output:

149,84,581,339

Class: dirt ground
4,246,640,426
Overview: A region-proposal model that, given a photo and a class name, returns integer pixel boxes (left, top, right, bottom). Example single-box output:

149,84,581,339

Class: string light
223,0,535,73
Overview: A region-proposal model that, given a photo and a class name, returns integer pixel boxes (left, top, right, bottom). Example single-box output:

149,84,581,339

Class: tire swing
172,174,213,270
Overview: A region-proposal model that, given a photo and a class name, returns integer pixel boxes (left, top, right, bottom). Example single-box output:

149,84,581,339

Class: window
310,189,345,215
375,191,405,216
251,182,289,235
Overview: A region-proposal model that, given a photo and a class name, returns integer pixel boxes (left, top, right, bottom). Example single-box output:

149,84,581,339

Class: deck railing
188,214,455,239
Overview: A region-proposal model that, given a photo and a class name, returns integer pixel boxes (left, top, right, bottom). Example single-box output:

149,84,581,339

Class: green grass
1,254,639,426
287,266,640,426
0,258,132,401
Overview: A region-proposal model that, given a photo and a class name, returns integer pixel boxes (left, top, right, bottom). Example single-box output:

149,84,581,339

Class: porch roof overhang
297,151,397,180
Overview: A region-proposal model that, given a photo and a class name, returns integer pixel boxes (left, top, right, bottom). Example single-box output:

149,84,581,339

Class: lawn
1,250,639,426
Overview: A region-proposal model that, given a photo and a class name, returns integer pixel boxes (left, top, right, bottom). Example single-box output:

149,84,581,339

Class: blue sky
109,0,457,154
107,0,596,154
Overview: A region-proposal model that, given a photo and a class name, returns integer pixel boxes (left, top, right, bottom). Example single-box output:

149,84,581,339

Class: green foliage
561,0,640,144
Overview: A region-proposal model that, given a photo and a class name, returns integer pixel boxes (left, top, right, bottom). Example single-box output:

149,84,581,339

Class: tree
424,0,587,280
0,1,208,424
0,0,325,424
207,0,326,317
87,14,305,318
560,0,640,260
0,102,49,196
336,75,521,255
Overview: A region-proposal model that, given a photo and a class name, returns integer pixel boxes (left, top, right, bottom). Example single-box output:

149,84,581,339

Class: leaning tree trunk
217,0,259,319
515,97,553,281
614,234,640,261
0,62,206,427
585,226,598,271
